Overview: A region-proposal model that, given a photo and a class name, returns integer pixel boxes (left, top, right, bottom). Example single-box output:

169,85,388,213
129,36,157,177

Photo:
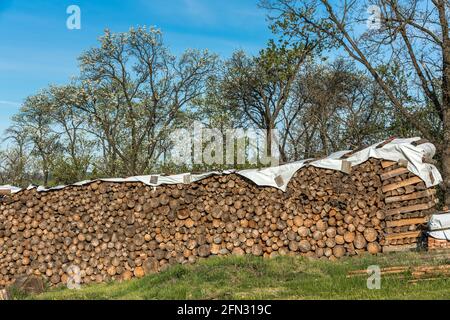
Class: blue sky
0,0,272,134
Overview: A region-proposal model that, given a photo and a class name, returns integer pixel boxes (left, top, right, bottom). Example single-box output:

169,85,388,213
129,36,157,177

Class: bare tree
280,58,389,160
221,40,316,161
262,0,450,205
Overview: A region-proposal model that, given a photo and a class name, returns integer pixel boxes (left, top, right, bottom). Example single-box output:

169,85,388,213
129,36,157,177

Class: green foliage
51,155,92,185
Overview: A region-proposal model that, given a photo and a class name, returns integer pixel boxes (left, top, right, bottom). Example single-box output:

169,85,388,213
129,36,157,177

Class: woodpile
428,238,450,250
380,161,438,253
427,209,450,251
0,156,438,288
286,158,385,258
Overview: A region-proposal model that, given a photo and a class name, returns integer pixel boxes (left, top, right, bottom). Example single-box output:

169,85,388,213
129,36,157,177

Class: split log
381,161,397,169
380,168,410,181
384,231,422,241
385,189,436,204
386,218,428,228
382,177,423,193
385,201,437,217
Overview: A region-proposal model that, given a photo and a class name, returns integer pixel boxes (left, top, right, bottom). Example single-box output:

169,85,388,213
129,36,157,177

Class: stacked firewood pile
287,158,385,258
428,238,450,250
427,209,450,251
381,161,438,252
0,156,438,288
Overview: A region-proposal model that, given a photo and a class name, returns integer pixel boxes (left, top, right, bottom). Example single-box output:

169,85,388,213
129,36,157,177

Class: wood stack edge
380,160,438,252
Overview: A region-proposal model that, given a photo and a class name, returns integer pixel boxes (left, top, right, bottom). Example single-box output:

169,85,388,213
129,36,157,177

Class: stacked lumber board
380,160,438,252
347,246,450,283
347,263,450,283
428,237,450,250
427,210,450,250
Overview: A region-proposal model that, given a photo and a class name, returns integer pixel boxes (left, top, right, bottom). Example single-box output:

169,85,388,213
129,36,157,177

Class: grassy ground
18,251,450,300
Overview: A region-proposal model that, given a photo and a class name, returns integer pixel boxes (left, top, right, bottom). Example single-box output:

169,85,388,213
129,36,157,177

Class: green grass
17,252,450,300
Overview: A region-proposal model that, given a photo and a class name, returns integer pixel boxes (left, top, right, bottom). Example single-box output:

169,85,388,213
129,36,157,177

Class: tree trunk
42,157,49,186
265,121,276,164
439,0,450,206
442,107,450,207
319,125,329,156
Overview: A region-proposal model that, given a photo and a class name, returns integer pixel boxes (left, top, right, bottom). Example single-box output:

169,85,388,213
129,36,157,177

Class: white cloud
0,100,21,107
183,0,215,21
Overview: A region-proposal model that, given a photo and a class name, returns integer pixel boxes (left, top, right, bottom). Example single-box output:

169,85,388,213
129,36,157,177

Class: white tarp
235,137,441,191
0,185,22,194
428,213,450,241
2,137,443,194
341,138,441,188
